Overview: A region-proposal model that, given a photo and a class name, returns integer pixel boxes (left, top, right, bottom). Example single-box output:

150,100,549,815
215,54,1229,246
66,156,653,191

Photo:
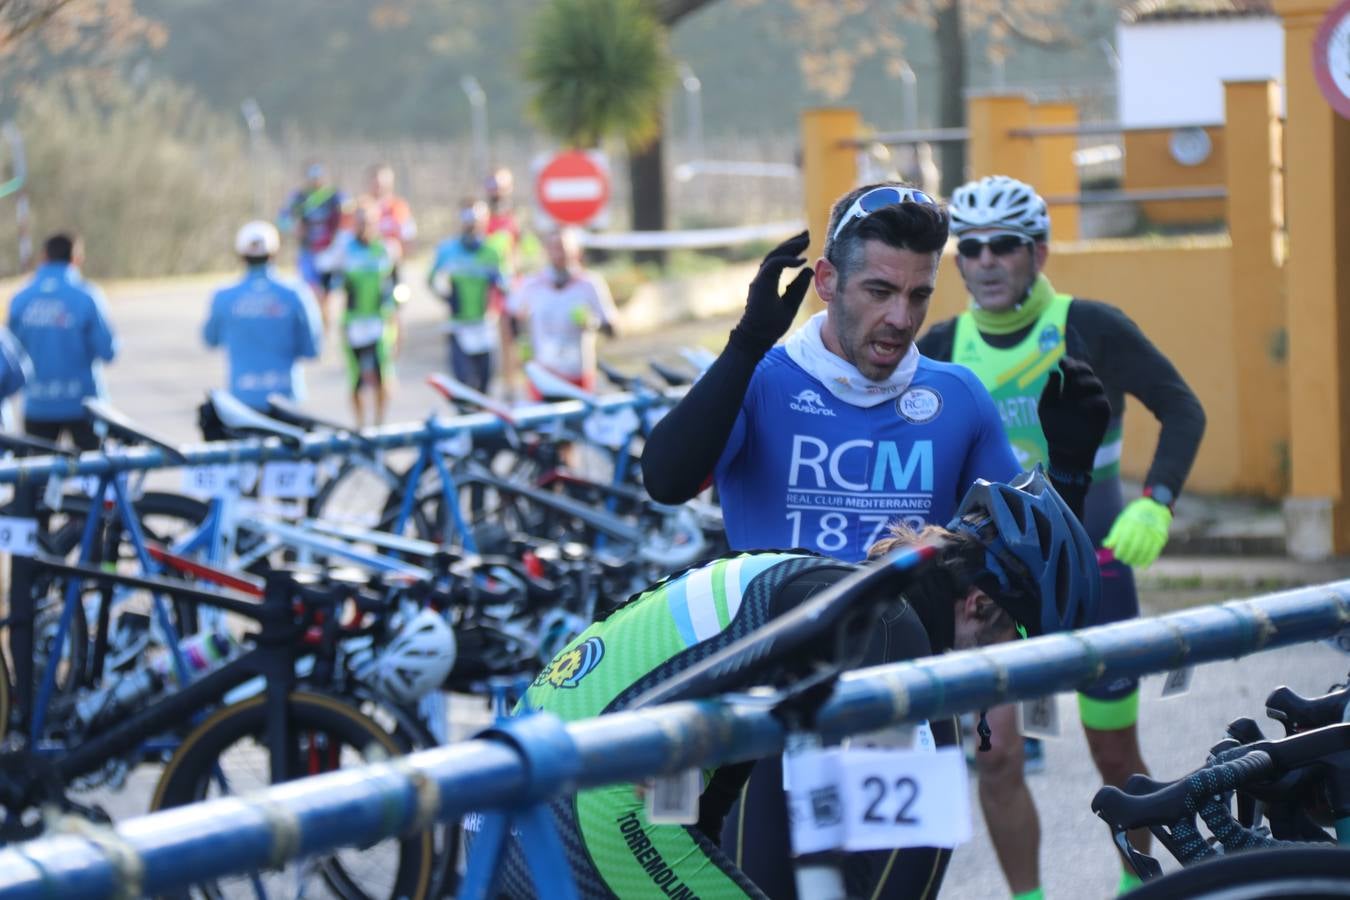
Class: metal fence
0,581,1344,898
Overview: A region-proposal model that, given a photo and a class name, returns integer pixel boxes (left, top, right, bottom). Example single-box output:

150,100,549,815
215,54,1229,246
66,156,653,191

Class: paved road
36,270,1350,897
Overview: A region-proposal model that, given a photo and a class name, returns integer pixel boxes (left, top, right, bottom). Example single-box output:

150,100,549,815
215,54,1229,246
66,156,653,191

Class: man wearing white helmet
918,174,1206,900
203,222,324,411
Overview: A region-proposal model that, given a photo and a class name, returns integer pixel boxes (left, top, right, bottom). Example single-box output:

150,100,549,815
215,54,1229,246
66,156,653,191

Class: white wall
1117,19,1284,128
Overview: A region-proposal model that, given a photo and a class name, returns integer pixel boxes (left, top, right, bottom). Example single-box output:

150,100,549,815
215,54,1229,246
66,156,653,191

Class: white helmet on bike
949,175,1050,241
366,609,456,705
235,220,281,258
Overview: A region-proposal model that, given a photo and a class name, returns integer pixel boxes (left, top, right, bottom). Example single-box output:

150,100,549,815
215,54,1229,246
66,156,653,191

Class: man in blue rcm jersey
203,221,323,411
643,183,1107,900
643,184,1021,561
8,233,117,450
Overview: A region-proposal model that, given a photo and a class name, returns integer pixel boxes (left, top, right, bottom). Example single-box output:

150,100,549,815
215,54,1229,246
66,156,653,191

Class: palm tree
523,0,676,261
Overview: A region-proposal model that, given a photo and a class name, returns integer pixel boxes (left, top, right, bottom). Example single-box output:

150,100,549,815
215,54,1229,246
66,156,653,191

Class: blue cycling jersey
203,265,322,410
715,348,1019,562
8,263,117,421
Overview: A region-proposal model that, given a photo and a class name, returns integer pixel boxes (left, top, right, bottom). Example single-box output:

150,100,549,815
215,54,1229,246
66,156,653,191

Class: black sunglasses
956,235,1031,259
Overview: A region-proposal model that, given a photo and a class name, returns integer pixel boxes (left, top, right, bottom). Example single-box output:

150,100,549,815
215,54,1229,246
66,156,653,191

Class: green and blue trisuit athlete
428,203,507,394
331,232,398,394
486,464,1102,899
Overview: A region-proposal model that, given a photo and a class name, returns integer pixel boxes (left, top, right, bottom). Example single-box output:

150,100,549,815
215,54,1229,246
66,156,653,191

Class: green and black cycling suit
918,276,1205,726
490,551,957,899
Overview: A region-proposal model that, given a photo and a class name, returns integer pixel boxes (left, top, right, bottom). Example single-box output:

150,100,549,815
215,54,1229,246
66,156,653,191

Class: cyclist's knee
1085,726,1145,787
977,740,1027,786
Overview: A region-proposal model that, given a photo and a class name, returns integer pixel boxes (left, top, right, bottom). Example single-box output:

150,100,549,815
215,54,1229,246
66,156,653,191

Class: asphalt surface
29,265,1350,898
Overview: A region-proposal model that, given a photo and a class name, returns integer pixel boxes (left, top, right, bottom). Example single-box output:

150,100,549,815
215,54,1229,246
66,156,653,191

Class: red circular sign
535,151,610,225
1313,0,1350,119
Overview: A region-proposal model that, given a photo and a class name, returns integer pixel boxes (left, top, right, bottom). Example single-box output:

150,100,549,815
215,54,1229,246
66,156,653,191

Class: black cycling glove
728,231,815,355
1038,356,1110,477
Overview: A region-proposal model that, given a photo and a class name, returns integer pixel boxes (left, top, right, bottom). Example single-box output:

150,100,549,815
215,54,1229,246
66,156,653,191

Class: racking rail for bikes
0,392,660,485
0,581,1345,898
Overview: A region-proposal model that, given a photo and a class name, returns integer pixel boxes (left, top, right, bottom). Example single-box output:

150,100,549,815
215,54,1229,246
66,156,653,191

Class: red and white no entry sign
1314,0,1350,119
535,150,610,225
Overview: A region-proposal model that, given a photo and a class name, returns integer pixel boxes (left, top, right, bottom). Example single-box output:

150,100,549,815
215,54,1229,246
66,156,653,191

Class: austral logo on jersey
537,636,605,689
1038,324,1062,353
789,389,837,416
896,387,942,424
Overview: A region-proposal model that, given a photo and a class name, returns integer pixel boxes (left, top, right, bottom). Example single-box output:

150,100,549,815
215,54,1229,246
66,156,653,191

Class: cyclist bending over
492,449,1105,898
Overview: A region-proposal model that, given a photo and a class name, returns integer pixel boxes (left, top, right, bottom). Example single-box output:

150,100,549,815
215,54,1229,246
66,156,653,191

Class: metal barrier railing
0,582,1344,898
0,391,658,485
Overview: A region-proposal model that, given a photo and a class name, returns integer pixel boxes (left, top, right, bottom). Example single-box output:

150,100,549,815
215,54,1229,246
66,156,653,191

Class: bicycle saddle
83,398,187,465
208,390,306,449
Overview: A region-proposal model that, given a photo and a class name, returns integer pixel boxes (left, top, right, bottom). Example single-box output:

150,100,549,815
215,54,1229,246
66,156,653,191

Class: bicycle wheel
1125,846,1350,899
312,457,408,530
150,691,436,900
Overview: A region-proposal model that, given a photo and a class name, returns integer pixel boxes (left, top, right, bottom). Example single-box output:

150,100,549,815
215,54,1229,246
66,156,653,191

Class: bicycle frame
9,562,308,797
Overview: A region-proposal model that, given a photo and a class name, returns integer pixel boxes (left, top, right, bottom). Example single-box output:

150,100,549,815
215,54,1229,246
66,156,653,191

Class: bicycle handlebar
1267,682,1350,733
1092,722,1350,831
629,536,951,710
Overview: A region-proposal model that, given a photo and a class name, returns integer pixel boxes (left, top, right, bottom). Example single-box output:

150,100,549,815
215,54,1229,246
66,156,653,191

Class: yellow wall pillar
800,108,860,267
799,108,860,315
1031,102,1080,242
1273,0,1350,558
1224,80,1287,499
967,94,1034,183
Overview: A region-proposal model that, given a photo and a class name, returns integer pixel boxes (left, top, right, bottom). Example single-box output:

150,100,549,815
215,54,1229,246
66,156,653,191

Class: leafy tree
523,0,674,149
0,0,165,109
523,0,679,258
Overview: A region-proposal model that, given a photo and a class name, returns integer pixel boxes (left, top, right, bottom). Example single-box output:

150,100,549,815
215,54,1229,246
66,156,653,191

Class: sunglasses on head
956,234,1031,259
830,185,937,243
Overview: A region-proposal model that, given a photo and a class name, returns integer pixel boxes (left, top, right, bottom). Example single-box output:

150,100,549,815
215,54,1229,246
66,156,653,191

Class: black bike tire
1124,846,1350,899
313,457,437,539
149,690,435,900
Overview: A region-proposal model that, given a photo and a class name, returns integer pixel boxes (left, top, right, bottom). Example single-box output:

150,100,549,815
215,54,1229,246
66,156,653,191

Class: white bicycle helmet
235,220,281,257
364,609,456,705
949,175,1050,241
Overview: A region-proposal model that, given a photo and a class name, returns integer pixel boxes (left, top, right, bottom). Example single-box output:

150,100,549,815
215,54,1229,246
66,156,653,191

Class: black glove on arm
1039,356,1110,477
728,230,815,355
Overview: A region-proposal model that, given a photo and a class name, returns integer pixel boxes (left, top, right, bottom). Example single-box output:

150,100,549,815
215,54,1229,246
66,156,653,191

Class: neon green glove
1103,498,1173,569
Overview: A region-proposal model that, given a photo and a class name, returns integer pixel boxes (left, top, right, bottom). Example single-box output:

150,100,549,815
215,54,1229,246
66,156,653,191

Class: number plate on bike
786,747,970,854
183,464,254,497
260,461,317,498
0,515,38,556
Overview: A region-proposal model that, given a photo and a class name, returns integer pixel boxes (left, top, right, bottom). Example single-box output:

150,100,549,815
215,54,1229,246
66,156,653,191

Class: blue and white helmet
949,175,1050,241
948,467,1099,637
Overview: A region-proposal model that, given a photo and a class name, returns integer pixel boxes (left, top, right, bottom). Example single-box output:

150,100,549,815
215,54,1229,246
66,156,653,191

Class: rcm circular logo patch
896,386,943,424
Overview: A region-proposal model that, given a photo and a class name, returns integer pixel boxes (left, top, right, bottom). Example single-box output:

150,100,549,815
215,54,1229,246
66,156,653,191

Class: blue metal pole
0,584,1344,898
0,393,660,485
